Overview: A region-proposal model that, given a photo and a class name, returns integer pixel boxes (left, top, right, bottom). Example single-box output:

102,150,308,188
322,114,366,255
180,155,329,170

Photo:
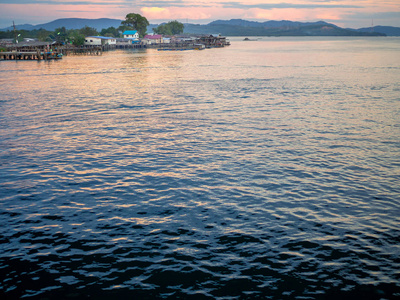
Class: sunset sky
0,0,399,29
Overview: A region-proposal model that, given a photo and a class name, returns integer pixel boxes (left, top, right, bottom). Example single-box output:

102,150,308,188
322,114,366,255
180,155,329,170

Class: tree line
0,13,184,46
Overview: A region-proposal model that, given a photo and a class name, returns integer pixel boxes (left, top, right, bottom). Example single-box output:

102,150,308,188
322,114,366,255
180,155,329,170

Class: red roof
144,34,162,39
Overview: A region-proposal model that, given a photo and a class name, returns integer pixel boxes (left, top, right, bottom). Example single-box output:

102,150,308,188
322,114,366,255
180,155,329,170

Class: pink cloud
251,7,345,22
0,0,399,29
140,6,250,22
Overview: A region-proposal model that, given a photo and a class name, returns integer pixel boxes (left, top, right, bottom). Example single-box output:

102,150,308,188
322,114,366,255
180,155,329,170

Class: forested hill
1,18,122,31
355,26,400,36
1,18,398,36
184,19,385,36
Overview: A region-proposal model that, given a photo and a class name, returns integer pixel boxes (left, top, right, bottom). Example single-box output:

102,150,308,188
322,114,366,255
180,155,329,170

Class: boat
194,44,205,50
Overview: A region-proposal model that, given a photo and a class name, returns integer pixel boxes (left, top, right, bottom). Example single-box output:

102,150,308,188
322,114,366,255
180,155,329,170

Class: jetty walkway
0,50,62,61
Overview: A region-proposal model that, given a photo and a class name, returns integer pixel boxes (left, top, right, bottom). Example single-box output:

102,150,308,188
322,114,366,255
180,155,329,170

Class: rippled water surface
1,37,400,299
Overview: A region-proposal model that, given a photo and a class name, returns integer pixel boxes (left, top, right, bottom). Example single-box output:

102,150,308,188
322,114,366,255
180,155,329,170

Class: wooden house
141,34,163,45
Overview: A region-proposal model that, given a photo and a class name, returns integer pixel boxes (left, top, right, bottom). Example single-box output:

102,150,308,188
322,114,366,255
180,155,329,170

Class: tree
79,26,98,37
154,24,169,35
169,20,184,35
73,34,85,46
154,20,184,35
37,28,52,41
54,27,67,42
121,13,149,38
0,30,13,39
118,25,131,33
100,26,120,38
67,30,85,46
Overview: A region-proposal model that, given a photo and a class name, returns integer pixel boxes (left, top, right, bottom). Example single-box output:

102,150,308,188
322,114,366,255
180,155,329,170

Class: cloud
141,7,170,19
0,0,131,4
0,0,190,5
138,0,185,7
222,2,362,10
0,0,399,28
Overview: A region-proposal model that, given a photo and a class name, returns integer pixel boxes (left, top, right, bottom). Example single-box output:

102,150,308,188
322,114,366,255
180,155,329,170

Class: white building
84,36,116,46
123,30,139,39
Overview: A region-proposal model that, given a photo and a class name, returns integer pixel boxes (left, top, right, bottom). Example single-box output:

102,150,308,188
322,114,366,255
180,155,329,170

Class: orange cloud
141,6,217,21
141,7,169,18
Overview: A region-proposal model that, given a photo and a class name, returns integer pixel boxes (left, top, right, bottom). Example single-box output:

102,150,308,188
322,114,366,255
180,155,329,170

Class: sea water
0,37,399,299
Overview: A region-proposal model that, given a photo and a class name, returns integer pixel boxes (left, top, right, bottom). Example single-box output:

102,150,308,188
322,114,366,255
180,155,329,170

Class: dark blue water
1,37,400,299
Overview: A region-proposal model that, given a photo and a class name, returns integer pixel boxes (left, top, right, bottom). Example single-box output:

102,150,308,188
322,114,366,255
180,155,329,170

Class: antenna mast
13,21,18,43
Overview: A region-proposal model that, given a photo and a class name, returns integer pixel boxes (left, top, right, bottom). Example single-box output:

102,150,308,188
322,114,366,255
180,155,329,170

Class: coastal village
0,29,230,61
0,13,232,60
84,30,230,50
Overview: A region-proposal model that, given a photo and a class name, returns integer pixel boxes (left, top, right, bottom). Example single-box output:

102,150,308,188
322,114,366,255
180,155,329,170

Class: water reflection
0,38,399,299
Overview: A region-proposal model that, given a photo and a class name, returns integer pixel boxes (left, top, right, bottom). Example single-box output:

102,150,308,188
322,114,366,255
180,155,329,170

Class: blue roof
87,36,115,40
123,30,138,35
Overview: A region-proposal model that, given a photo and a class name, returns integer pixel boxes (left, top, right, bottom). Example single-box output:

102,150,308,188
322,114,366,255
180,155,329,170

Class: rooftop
86,36,116,40
123,30,138,35
143,34,162,39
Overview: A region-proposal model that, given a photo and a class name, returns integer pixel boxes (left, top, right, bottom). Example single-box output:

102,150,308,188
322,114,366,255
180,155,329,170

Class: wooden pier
0,46,102,60
0,50,62,61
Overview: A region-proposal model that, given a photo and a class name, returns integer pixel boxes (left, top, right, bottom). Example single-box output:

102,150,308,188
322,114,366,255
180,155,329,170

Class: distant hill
184,19,385,36
1,23,35,31
355,26,400,36
1,18,398,36
1,18,122,31
209,19,334,28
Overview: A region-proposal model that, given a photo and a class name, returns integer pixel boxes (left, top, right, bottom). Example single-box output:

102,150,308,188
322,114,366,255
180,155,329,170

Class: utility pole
13,21,18,43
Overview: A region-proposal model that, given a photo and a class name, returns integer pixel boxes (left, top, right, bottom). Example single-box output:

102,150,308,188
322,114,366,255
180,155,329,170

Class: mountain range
1,18,122,32
1,18,400,36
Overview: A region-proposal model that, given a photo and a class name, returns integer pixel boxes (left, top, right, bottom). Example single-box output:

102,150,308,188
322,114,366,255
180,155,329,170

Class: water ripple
1,38,400,299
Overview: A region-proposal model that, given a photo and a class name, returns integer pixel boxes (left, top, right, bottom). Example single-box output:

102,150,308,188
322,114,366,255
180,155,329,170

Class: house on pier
197,34,230,48
116,38,140,48
141,34,163,45
84,36,116,46
0,39,13,46
123,30,139,39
